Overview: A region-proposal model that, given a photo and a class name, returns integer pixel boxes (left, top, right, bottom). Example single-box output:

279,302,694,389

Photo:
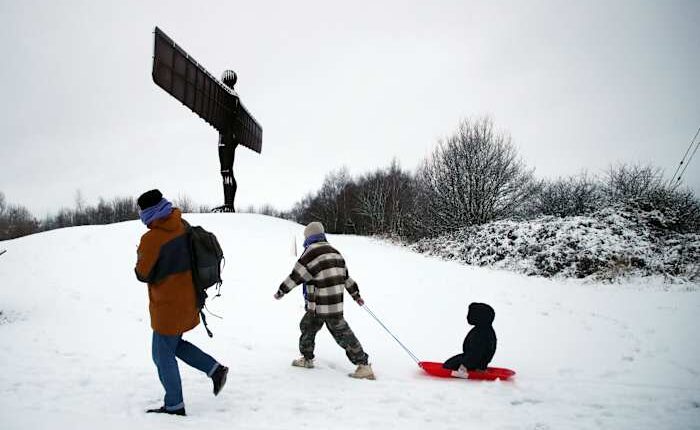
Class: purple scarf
302,233,327,305
139,198,173,226
303,233,327,248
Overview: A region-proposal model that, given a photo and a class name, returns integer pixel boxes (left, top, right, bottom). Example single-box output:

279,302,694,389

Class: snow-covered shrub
525,173,602,218
409,204,700,283
602,164,700,233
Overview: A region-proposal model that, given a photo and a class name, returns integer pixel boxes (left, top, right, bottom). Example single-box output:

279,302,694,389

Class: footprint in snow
511,398,542,406
599,369,620,378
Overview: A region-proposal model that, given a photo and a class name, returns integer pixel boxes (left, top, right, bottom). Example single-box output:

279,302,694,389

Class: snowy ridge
0,213,699,429
411,205,700,284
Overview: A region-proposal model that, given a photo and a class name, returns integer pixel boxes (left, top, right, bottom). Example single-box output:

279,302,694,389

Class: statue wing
152,27,262,153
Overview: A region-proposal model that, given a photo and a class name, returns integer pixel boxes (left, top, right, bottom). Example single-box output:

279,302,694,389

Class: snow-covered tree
413,117,535,236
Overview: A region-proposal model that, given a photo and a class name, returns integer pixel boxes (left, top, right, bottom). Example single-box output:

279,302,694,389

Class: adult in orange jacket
135,189,227,416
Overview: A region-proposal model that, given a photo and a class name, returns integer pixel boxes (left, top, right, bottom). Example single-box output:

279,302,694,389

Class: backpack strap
182,218,214,338
200,311,213,338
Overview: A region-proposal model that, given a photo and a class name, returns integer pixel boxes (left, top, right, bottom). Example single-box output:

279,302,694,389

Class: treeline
0,194,138,241
0,193,210,241
0,193,40,240
288,117,700,239
3,117,699,242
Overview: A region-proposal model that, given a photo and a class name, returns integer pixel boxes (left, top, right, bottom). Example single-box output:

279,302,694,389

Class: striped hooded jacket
276,240,361,317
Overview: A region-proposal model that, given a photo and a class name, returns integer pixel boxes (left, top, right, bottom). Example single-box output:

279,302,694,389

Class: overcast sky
1,0,698,216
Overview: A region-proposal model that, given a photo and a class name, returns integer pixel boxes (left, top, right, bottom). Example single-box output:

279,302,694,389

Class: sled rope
362,304,420,364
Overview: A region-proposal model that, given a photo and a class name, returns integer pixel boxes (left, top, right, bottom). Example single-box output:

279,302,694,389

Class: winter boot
452,364,469,379
349,364,375,380
212,365,229,396
146,406,186,416
291,357,314,368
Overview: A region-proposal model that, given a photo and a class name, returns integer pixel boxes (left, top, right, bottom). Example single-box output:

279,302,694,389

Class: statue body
151,27,262,212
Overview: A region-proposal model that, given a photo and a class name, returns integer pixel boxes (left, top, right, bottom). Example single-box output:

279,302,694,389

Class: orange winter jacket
135,208,199,335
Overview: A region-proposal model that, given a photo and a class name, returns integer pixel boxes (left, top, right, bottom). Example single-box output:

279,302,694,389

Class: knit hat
137,189,163,211
303,221,325,239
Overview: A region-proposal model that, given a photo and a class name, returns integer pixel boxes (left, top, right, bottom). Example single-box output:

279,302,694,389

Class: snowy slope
0,213,699,430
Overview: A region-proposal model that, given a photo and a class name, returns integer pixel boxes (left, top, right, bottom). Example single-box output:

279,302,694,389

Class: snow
1,213,699,429
410,206,700,283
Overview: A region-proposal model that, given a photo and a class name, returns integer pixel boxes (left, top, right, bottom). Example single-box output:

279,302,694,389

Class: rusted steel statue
152,27,263,212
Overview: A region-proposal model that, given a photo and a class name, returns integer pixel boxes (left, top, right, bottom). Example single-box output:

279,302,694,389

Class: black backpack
182,220,224,337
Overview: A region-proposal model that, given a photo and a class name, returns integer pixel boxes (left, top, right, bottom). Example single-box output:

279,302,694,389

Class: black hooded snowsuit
443,302,497,371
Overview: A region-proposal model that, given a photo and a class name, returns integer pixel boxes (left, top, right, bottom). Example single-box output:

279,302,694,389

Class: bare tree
530,172,601,217
94,198,115,224
0,204,39,240
307,167,353,232
72,189,90,226
111,197,138,222
354,159,415,236
355,171,388,234
603,164,664,203
0,192,6,238
600,163,699,232
414,117,534,236
174,193,195,213
1,193,142,240
257,204,280,217
239,203,281,217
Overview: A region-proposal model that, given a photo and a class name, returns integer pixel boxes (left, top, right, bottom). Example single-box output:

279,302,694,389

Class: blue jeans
152,331,219,410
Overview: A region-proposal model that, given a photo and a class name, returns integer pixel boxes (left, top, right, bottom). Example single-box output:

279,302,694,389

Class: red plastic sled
419,361,515,381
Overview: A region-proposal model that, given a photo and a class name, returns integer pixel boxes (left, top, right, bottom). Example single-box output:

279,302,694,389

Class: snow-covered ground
1,213,699,429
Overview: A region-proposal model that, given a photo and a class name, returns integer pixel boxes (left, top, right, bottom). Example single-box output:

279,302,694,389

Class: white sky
1,0,698,216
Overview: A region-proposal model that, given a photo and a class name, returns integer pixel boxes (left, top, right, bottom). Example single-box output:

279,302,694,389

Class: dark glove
356,298,365,306
274,290,284,300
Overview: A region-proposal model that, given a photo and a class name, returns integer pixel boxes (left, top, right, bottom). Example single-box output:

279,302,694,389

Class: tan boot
349,364,375,380
291,357,314,368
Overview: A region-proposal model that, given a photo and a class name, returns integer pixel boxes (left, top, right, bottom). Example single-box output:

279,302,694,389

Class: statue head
222,70,237,90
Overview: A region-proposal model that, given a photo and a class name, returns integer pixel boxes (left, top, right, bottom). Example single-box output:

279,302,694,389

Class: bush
527,173,602,218
411,117,535,237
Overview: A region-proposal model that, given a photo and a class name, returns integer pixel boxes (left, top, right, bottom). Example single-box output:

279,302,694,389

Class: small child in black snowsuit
443,302,497,371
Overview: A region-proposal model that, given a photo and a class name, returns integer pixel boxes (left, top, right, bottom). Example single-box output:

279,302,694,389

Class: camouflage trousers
299,312,369,365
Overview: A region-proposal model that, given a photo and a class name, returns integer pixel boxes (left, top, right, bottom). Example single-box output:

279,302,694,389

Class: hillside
0,213,699,429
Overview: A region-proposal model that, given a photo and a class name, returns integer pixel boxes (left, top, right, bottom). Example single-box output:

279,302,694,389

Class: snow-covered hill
411,206,700,284
1,213,699,429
